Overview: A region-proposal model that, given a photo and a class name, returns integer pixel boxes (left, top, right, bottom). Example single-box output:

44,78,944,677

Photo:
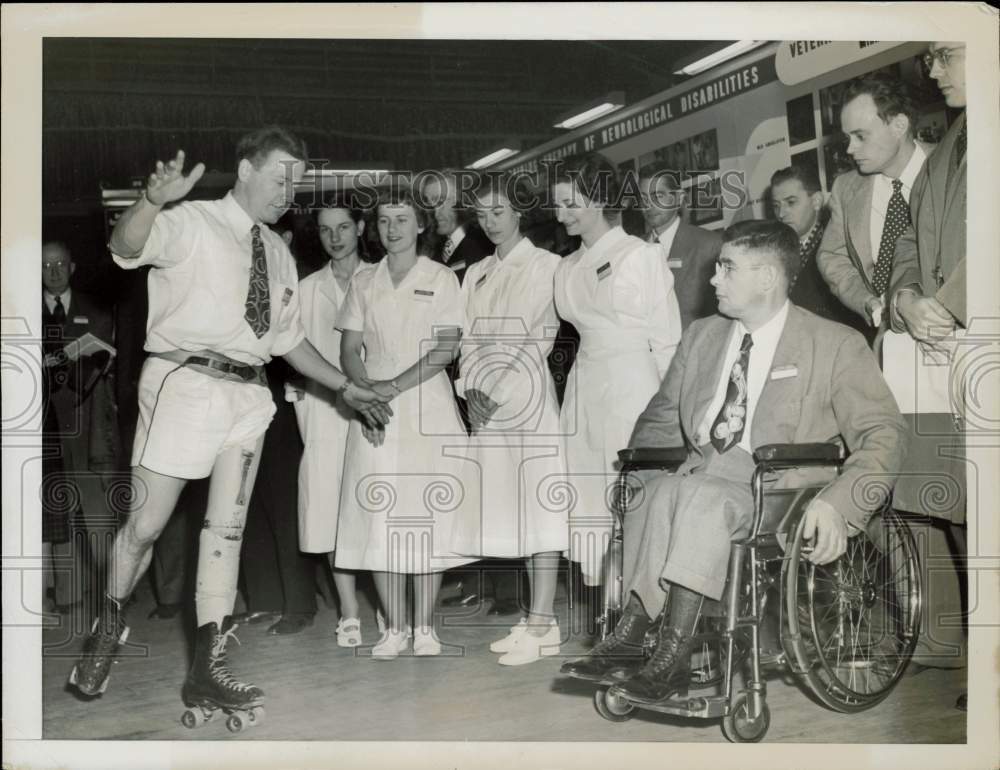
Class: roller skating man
68,126,391,729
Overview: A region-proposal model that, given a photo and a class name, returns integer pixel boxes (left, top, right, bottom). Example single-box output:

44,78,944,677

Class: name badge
282,288,293,306
667,258,683,269
72,315,89,324
475,273,488,288
770,365,798,380
414,289,435,301
596,262,612,281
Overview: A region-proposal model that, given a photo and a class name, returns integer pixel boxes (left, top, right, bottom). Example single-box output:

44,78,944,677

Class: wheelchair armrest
617,446,688,472
753,442,846,469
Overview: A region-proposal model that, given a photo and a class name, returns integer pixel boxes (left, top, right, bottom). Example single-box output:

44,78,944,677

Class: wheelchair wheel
722,694,770,743
594,687,634,722
783,510,921,712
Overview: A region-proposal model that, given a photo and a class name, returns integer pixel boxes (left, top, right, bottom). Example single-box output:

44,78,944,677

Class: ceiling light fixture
553,91,626,130
673,41,767,76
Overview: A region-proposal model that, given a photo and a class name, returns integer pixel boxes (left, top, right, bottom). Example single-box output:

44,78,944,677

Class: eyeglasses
44,260,71,270
922,46,965,70
714,261,767,277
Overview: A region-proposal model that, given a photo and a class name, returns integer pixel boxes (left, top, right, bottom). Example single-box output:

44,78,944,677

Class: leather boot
68,593,130,697
560,592,653,683
182,617,263,711
609,618,694,704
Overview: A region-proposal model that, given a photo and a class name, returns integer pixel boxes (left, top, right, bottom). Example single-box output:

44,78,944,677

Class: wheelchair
582,442,922,742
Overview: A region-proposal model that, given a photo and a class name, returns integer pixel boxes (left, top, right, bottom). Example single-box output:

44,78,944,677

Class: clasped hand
897,292,957,352
465,388,499,432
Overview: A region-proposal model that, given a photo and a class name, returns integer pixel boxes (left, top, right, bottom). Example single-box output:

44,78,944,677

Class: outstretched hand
146,150,206,206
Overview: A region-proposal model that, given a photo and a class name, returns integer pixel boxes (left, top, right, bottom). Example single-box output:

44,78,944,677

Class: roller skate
68,593,130,696
180,617,265,733
560,592,654,684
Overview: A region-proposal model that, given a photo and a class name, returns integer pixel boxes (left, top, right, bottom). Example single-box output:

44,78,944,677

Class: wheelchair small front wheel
722,694,770,743
594,688,634,722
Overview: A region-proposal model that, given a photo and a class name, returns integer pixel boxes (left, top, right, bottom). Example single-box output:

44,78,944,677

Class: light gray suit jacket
889,112,966,327
817,142,935,324
628,304,908,528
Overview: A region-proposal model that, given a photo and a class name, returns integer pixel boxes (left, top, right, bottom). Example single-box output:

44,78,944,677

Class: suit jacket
889,112,966,327
790,219,869,336
42,290,119,473
432,226,494,285
661,221,723,330
628,304,907,528
817,141,935,324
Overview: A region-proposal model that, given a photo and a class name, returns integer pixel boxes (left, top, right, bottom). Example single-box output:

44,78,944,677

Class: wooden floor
42,577,967,743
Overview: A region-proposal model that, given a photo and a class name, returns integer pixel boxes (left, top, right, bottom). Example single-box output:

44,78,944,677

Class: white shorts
132,356,276,479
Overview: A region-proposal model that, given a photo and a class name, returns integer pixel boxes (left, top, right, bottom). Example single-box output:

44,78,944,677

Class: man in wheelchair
561,219,909,705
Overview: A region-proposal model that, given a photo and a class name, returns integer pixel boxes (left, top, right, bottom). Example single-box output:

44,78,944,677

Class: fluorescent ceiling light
469,147,520,170
553,91,625,130
674,41,767,76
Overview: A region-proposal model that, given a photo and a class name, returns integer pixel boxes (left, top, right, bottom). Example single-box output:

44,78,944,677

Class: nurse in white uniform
552,152,681,587
335,188,474,660
292,198,370,647
456,173,569,666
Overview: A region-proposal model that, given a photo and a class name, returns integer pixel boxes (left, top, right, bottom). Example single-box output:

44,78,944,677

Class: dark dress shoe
267,614,315,635
955,692,967,711
610,626,693,704
487,599,522,616
147,603,182,620
441,592,482,608
232,610,281,625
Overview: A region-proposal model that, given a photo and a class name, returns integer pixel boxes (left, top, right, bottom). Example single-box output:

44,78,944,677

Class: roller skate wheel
181,708,205,729
226,712,246,733
248,706,266,724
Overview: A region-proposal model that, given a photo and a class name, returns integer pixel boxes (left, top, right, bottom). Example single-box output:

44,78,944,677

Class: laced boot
609,618,695,704
560,592,654,683
68,593,130,696
181,617,263,711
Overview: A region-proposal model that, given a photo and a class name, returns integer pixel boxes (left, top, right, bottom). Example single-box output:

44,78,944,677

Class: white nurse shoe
497,620,561,666
490,617,528,653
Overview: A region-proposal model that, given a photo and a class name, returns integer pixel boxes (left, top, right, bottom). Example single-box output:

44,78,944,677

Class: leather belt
150,350,266,385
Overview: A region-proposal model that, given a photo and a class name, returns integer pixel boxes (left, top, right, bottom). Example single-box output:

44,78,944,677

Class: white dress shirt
111,191,305,365
868,143,926,263
653,217,681,260
696,301,790,453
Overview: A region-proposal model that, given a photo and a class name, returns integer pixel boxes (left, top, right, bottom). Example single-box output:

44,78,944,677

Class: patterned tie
442,236,455,261
52,295,66,326
245,224,270,338
710,333,753,454
792,224,823,289
871,179,910,296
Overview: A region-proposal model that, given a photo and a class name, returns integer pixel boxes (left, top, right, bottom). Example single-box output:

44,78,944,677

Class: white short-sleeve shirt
111,191,305,365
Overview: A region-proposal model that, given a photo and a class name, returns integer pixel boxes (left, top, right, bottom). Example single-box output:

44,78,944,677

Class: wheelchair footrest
621,694,728,719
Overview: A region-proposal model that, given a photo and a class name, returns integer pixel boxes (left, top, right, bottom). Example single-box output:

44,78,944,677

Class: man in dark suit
769,164,866,333
41,239,119,614
888,41,968,709
561,221,907,701
421,170,494,285
817,74,932,340
638,161,722,330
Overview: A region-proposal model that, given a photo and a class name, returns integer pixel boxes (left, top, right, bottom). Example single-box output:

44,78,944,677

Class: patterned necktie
710,333,753,454
871,179,910,296
52,295,66,326
442,236,455,261
245,224,270,338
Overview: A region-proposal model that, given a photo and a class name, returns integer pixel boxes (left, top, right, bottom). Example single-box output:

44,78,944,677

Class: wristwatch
390,379,402,396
